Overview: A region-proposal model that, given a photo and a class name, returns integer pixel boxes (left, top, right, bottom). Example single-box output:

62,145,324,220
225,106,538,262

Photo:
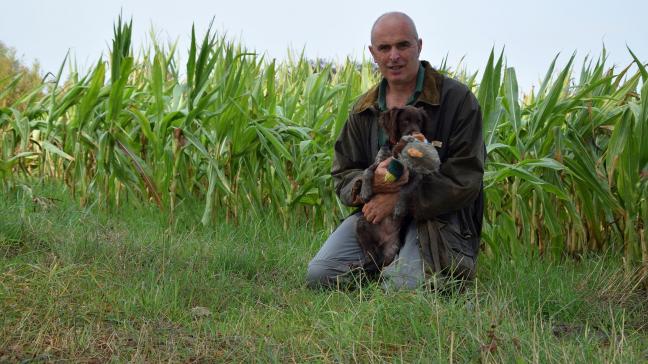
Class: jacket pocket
437,220,476,280
438,220,475,258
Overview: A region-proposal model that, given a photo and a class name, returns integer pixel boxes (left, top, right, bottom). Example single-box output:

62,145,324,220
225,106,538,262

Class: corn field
0,19,646,274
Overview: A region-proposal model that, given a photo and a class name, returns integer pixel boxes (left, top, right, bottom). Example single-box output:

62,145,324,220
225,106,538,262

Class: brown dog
355,106,435,273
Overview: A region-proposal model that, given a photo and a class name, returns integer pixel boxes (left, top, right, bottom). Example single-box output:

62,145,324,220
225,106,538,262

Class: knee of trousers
306,259,347,288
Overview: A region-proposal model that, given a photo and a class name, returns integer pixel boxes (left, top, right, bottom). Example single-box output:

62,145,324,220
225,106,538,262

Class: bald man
307,12,485,290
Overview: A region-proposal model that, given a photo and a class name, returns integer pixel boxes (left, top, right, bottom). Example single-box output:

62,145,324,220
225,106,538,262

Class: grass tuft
1,186,647,362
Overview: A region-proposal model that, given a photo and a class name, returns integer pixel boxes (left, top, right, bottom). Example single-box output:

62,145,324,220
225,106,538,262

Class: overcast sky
1,0,646,93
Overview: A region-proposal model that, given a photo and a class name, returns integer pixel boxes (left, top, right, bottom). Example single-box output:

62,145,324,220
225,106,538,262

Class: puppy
355,106,440,272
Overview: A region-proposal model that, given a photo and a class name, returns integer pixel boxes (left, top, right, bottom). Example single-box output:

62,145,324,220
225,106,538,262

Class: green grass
1,185,647,363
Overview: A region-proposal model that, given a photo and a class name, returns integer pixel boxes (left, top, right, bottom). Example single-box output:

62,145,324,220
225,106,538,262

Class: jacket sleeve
412,91,485,219
331,114,370,207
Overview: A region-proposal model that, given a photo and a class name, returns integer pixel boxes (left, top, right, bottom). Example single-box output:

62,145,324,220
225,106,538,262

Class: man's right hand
372,157,409,193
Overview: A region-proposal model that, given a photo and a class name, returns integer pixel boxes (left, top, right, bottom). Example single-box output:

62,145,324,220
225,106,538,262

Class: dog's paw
359,170,375,201
376,145,391,161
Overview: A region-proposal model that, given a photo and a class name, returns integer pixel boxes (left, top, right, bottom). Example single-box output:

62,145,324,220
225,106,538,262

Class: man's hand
362,192,399,224
372,157,409,193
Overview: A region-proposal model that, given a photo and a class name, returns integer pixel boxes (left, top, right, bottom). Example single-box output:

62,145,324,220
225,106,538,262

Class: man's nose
388,48,401,62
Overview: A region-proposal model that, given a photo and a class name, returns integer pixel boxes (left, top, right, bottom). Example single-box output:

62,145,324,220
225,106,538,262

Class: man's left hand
362,192,399,224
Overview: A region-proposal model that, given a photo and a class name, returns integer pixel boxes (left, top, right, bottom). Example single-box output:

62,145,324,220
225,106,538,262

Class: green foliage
0,19,646,274
479,48,647,275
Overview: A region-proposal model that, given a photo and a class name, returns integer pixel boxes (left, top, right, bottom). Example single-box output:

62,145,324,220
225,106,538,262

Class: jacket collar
352,60,442,114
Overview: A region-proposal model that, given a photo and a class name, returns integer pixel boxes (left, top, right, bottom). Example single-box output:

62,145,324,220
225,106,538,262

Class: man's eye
396,43,411,50
378,46,391,53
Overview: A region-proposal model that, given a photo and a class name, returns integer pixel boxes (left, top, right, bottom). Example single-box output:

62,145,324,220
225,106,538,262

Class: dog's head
379,106,427,145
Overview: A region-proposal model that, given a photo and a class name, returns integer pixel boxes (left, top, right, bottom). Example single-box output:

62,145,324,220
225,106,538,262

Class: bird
396,133,441,177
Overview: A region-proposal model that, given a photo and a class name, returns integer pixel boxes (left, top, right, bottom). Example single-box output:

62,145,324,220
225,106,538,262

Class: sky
1,0,646,93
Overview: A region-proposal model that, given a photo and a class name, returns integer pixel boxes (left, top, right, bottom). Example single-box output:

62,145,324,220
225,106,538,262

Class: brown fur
355,106,427,272
379,106,427,145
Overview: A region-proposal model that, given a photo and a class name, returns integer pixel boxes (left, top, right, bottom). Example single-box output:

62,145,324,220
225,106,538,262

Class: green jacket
331,61,485,279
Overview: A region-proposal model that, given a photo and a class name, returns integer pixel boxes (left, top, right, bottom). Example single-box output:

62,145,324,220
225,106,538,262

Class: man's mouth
388,65,404,72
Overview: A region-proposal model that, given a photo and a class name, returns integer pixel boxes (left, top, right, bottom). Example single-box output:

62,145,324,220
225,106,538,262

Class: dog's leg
378,215,402,267
356,215,384,272
394,171,421,218
359,145,391,202
359,165,377,203
375,145,392,161
381,173,421,267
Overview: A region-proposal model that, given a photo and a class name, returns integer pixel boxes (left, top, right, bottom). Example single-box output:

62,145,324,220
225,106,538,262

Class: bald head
368,11,422,88
370,12,419,45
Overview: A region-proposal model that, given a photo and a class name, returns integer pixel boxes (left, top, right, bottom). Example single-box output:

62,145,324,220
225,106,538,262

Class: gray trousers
306,213,425,290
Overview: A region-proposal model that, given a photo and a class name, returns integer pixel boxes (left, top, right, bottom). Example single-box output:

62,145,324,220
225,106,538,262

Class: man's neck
385,81,416,109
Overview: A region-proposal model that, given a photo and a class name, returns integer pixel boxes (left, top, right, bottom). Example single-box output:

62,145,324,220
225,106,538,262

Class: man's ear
368,45,377,62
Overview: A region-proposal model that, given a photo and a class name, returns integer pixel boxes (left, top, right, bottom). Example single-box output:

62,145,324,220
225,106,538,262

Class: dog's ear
380,108,401,145
378,110,389,142
416,106,427,126
390,108,403,145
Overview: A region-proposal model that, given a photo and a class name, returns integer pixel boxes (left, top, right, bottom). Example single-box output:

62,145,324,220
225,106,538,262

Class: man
307,12,485,290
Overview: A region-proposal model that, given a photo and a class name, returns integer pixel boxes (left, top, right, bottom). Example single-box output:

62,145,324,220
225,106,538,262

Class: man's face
369,17,422,87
